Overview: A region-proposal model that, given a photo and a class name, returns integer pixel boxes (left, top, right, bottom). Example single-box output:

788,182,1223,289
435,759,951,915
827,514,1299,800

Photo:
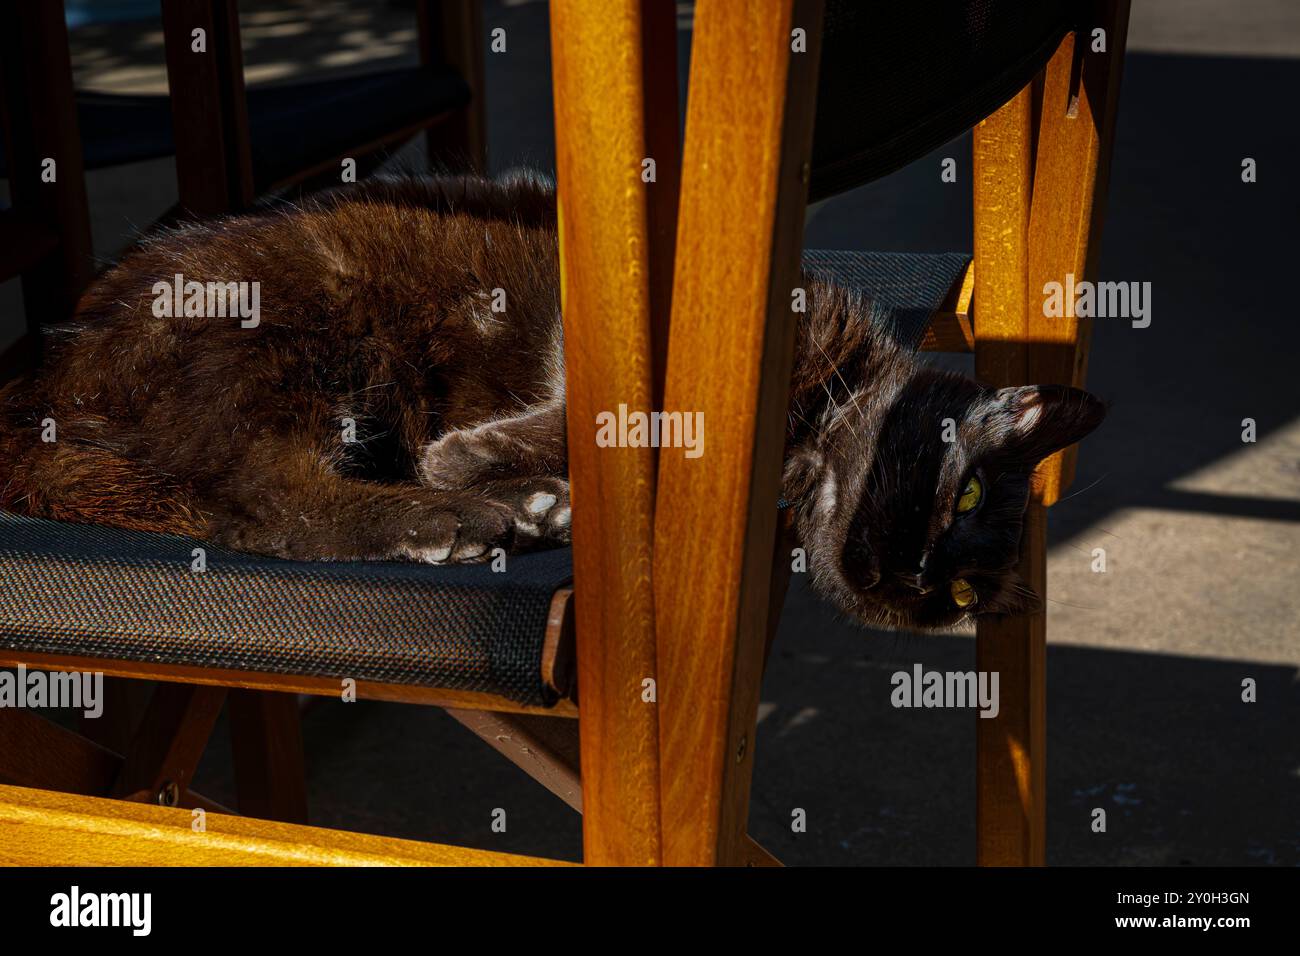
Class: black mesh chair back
810,0,1079,200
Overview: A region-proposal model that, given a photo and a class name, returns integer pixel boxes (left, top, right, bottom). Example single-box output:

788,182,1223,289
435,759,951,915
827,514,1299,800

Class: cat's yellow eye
951,578,977,608
956,475,982,514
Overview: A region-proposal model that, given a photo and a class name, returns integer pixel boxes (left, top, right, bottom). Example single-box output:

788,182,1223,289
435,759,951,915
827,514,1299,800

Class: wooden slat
973,89,1034,387
0,707,232,812
447,710,783,864
446,709,584,812
110,683,227,805
0,783,570,866
418,0,488,173
227,689,309,824
549,0,673,865
971,85,1045,867
918,260,975,352
1027,0,1131,505
540,588,576,701
161,0,255,215
0,0,94,324
0,652,577,718
0,708,121,796
654,0,824,867
0,212,59,285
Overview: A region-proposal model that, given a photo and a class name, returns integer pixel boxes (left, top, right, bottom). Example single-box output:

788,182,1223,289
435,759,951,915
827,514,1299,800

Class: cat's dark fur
0,173,1104,629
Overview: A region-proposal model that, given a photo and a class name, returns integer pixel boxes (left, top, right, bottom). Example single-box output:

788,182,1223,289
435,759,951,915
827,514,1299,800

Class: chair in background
0,1,485,219
157,0,486,216
0,1,94,375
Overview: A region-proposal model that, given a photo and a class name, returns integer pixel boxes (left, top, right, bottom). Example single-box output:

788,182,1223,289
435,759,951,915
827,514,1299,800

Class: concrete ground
2,1,1296,865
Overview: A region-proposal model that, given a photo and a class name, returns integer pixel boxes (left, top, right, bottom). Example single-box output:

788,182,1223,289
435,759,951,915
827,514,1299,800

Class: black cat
0,173,1104,630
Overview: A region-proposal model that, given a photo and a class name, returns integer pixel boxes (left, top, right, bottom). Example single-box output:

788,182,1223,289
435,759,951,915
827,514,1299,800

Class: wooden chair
650,0,1130,865
0,0,1128,866
157,0,486,217
0,1,94,376
0,1,485,220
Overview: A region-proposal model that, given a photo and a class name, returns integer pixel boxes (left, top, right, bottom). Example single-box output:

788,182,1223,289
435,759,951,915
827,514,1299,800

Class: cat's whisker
1053,471,1109,504
1045,597,1098,611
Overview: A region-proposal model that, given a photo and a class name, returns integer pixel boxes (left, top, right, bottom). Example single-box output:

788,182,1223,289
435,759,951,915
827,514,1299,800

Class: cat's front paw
485,477,571,548
394,498,514,565
417,429,503,490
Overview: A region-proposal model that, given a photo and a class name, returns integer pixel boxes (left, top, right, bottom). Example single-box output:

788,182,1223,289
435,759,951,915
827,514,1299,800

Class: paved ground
2,1,1296,865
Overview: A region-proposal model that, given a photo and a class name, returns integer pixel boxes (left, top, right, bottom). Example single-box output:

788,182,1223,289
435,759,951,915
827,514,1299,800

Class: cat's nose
902,573,933,595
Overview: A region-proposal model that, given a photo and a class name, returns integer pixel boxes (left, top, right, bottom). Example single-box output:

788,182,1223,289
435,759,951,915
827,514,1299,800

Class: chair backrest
810,0,1078,200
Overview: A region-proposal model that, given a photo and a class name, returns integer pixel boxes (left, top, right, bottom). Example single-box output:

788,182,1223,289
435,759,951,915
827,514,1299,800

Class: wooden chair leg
418,0,487,173
653,0,824,866
227,689,309,824
447,709,784,864
110,682,227,806
161,0,255,215
548,0,676,866
0,706,122,796
0,690,230,812
0,0,94,326
1026,0,1131,506
971,1,1129,867
80,678,153,754
972,83,1045,866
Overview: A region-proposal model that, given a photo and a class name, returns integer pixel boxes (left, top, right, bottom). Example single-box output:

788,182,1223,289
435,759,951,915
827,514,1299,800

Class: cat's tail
0,378,206,537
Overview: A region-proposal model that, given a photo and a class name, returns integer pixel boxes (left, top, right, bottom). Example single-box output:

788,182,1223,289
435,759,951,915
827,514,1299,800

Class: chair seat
802,249,972,351
0,513,571,707
0,249,962,706
0,65,471,187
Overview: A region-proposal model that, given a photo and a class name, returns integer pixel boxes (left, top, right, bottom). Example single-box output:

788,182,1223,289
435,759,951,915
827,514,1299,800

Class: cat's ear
987,384,1106,464
980,573,1042,616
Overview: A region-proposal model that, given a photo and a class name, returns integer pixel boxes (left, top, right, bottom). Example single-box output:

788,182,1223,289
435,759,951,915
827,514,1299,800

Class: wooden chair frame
160,0,487,217
0,0,1127,866
0,0,94,375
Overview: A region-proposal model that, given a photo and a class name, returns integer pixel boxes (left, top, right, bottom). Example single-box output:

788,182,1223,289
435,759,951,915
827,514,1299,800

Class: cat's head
798,370,1105,630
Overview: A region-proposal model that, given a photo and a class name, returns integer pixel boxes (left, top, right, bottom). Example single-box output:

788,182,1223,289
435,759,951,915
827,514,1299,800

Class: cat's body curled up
0,173,1104,630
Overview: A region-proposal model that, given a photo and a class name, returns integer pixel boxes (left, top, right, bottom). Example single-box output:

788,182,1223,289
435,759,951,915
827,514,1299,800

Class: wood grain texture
0,0,94,325
228,689,309,823
974,487,1048,866
446,709,584,812
445,711,783,864
549,0,670,865
161,0,255,215
1027,0,1131,506
418,0,488,173
0,652,577,717
110,683,227,805
0,707,121,796
972,88,1034,387
654,0,823,866
918,260,975,352
0,783,570,866
972,85,1046,866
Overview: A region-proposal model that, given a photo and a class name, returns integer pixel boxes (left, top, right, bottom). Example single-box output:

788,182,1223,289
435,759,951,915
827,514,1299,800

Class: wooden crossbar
0,783,570,867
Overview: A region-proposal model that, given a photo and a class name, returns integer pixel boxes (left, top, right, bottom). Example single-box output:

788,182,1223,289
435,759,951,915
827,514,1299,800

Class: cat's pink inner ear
1004,386,1046,434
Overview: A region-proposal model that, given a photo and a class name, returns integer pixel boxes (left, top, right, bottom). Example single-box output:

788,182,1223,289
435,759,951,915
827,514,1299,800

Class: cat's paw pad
489,478,571,546
395,499,513,565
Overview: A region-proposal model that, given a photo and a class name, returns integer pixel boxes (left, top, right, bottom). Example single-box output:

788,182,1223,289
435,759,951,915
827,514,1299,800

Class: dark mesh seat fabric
810,0,1078,201
0,514,571,707
0,66,470,184
802,250,971,352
